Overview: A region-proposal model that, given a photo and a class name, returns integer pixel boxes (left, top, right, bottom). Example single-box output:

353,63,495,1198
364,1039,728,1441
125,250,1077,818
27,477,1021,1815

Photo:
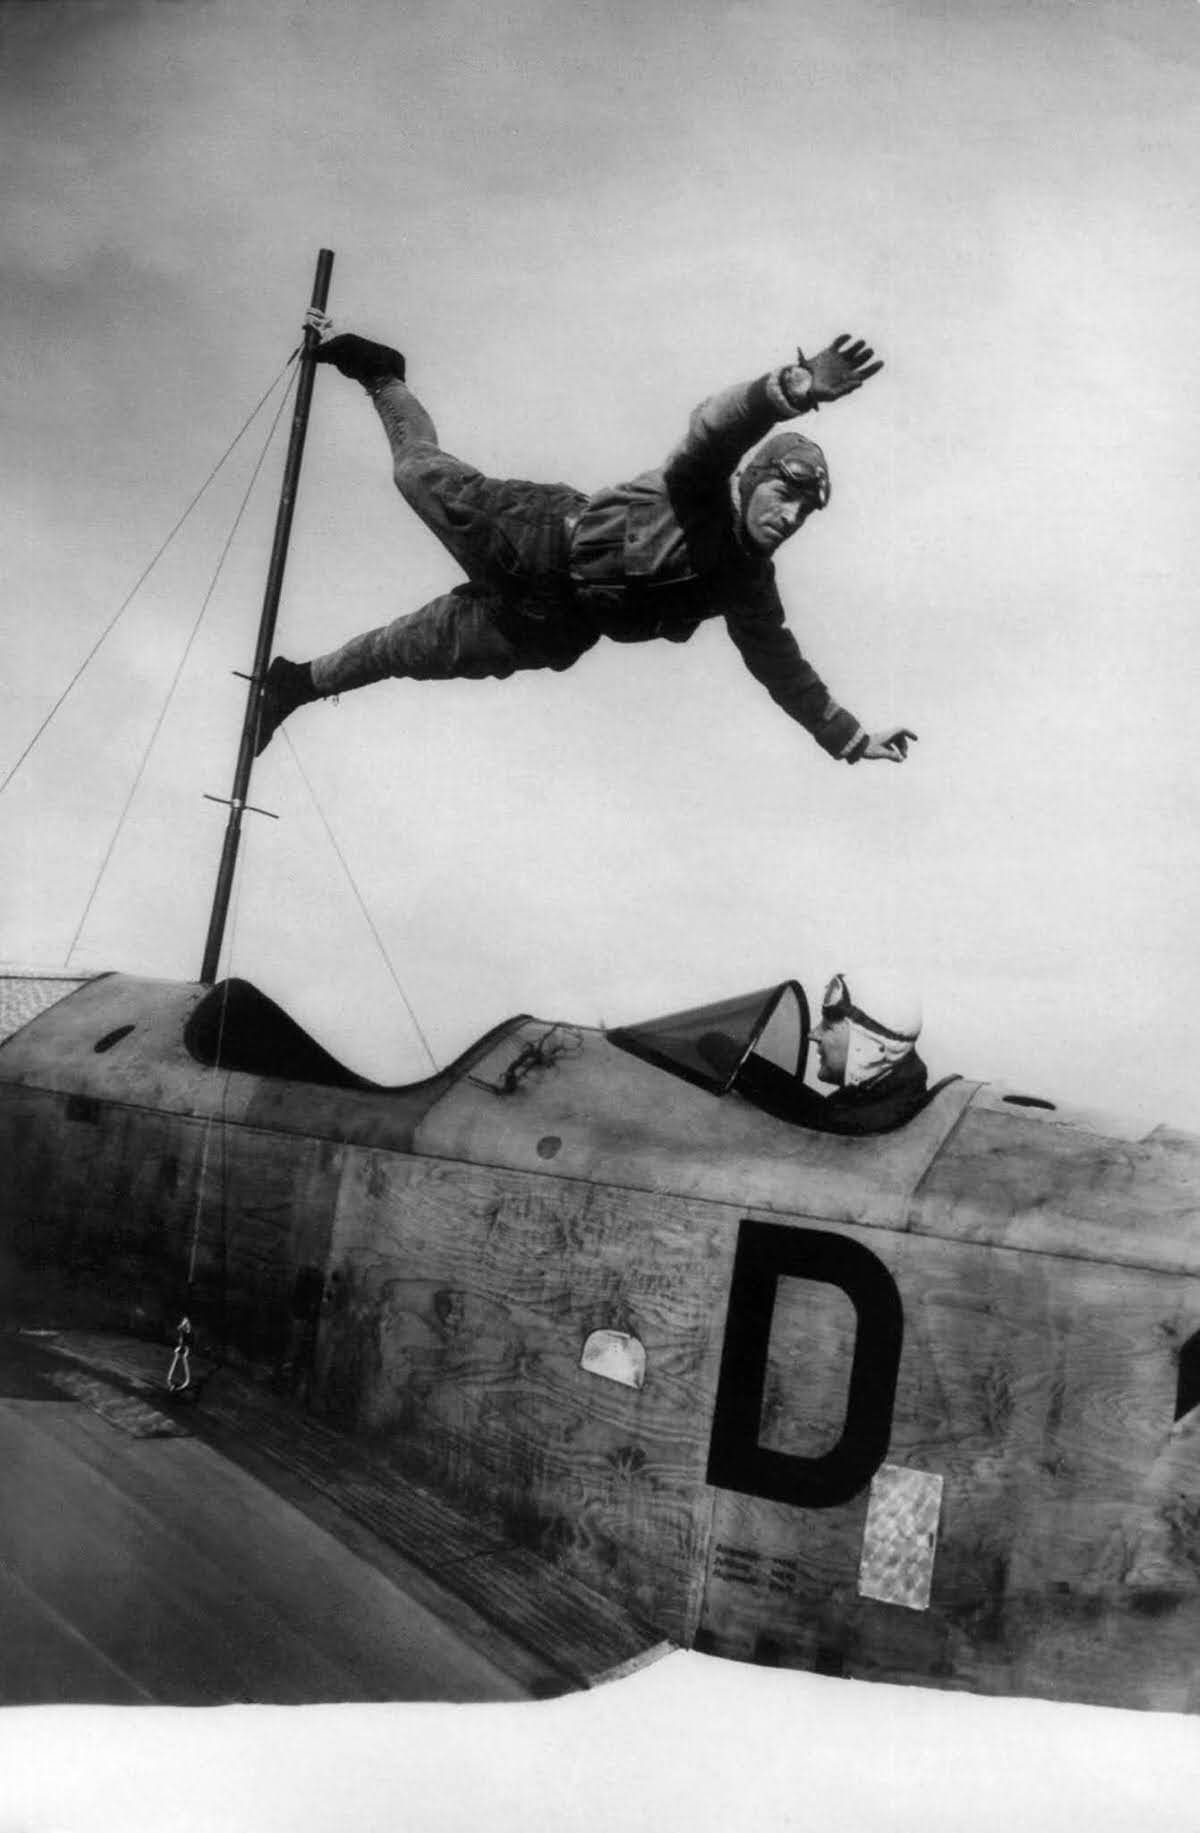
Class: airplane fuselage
2,970,1198,1711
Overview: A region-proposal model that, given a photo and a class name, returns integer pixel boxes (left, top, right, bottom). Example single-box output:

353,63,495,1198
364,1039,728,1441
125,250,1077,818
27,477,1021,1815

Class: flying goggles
772,449,831,508
821,974,853,1024
821,974,917,1042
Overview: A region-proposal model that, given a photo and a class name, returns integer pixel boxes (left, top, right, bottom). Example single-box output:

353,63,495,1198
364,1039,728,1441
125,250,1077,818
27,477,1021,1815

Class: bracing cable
186,843,246,1291
1,356,298,802
174,825,248,1387
280,728,441,1076
64,366,301,969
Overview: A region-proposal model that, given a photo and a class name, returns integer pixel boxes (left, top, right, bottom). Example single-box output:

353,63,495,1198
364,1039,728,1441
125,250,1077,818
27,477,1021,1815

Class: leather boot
313,333,406,389
255,657,318,756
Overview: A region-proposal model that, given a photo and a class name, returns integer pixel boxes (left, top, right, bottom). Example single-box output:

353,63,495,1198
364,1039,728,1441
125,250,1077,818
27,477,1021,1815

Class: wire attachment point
203,792,279,820
166,1316,193,1395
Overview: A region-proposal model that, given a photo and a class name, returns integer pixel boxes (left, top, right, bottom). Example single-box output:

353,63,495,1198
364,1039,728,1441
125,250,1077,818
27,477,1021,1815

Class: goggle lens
776,455,830,507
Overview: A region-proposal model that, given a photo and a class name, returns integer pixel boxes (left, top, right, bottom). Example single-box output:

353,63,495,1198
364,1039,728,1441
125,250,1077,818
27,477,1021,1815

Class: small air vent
94,1025,135,1054
1002,1094,1056,1110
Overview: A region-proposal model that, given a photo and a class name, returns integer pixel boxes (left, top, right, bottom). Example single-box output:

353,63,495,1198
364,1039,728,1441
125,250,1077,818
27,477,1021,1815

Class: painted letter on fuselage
707,1220,903,1508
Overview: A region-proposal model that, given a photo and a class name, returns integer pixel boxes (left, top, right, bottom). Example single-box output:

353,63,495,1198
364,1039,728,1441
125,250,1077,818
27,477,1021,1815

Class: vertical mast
199,247,334,985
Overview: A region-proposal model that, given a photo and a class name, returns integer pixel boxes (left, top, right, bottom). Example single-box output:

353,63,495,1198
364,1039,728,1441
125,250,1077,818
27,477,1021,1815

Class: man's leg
311,585,526,692
319,334,584,579
256,336,591,754
255,585,598,754
310,581,600,690
315,334,502,574
368,377,576,586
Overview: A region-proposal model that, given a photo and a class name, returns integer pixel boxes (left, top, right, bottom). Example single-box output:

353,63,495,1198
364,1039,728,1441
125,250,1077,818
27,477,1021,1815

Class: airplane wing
0,1325,666,1706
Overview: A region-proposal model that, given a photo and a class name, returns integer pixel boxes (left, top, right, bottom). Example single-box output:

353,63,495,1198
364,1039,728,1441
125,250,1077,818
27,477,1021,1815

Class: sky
2,0,1200,1823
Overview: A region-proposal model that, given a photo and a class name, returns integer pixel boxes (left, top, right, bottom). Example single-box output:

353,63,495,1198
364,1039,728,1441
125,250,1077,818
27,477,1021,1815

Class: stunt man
256,322,917,767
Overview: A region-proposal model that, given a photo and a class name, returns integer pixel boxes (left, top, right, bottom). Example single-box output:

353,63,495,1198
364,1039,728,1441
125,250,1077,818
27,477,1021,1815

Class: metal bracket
202,793,279,821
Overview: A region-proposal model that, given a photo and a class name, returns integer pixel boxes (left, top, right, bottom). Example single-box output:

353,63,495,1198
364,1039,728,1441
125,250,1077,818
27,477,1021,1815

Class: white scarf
843,1018,916,1090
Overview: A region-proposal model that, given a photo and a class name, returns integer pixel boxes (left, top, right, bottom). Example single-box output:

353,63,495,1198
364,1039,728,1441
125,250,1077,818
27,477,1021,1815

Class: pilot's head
814,969,922,1090
738,433,830,556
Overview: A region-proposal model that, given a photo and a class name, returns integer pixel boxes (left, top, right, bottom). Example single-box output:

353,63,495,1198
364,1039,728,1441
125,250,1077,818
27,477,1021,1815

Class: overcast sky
3,0,1200,1823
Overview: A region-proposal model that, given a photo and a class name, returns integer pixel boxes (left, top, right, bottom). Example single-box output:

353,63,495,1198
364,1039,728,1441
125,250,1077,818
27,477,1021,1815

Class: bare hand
796,334,883,403
862,727,917,762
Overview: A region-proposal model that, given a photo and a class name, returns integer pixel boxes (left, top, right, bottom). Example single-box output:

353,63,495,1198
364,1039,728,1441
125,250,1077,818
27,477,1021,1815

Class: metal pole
199,248,334,984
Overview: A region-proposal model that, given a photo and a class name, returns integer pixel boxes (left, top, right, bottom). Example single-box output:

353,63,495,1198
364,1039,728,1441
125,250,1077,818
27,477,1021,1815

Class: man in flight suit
256,322,917,768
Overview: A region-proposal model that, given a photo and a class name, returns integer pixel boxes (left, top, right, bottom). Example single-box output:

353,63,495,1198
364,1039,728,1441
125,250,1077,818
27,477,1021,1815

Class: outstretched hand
796,334,883,403
862,727,918,763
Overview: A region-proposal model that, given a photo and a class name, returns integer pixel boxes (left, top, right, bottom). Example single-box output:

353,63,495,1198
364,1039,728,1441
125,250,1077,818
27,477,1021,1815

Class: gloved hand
793,334,883,404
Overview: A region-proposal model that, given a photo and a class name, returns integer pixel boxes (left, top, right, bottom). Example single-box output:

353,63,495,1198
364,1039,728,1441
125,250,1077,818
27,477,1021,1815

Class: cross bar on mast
199,247,334,985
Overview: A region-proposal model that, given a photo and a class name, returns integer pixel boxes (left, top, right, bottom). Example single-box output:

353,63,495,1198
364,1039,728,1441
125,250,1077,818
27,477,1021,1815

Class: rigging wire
64,365,301,970
280,728,441,1076
172,818,249,1392
1,355,298,803
185,848,246,1293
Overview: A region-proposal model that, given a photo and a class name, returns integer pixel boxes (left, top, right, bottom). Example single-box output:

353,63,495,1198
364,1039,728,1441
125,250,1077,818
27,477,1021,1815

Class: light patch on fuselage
580,1329,646,1391
857,1464,943,1611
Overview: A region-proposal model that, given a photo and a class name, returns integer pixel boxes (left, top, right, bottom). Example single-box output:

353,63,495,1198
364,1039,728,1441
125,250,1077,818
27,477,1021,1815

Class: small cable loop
166,1316,193,1394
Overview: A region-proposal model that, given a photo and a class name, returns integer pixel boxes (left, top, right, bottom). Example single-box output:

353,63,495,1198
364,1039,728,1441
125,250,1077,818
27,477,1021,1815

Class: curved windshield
607,982,809,1095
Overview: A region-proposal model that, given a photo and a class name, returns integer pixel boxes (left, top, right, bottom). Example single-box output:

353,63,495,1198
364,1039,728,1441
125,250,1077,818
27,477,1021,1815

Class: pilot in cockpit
735,968,928,1136
612,966,933,1137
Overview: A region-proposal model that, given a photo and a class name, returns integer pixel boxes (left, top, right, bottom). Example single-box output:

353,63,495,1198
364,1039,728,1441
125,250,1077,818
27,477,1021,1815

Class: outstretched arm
725,592,917,765
724,591,863,759
666,331,884,486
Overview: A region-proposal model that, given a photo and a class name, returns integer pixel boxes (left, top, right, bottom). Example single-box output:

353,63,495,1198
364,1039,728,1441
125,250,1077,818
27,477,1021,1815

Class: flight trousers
310,380,598,695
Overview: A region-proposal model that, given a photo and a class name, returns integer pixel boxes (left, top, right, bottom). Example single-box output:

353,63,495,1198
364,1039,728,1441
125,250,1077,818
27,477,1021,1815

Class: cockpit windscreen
607,981,809,1095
